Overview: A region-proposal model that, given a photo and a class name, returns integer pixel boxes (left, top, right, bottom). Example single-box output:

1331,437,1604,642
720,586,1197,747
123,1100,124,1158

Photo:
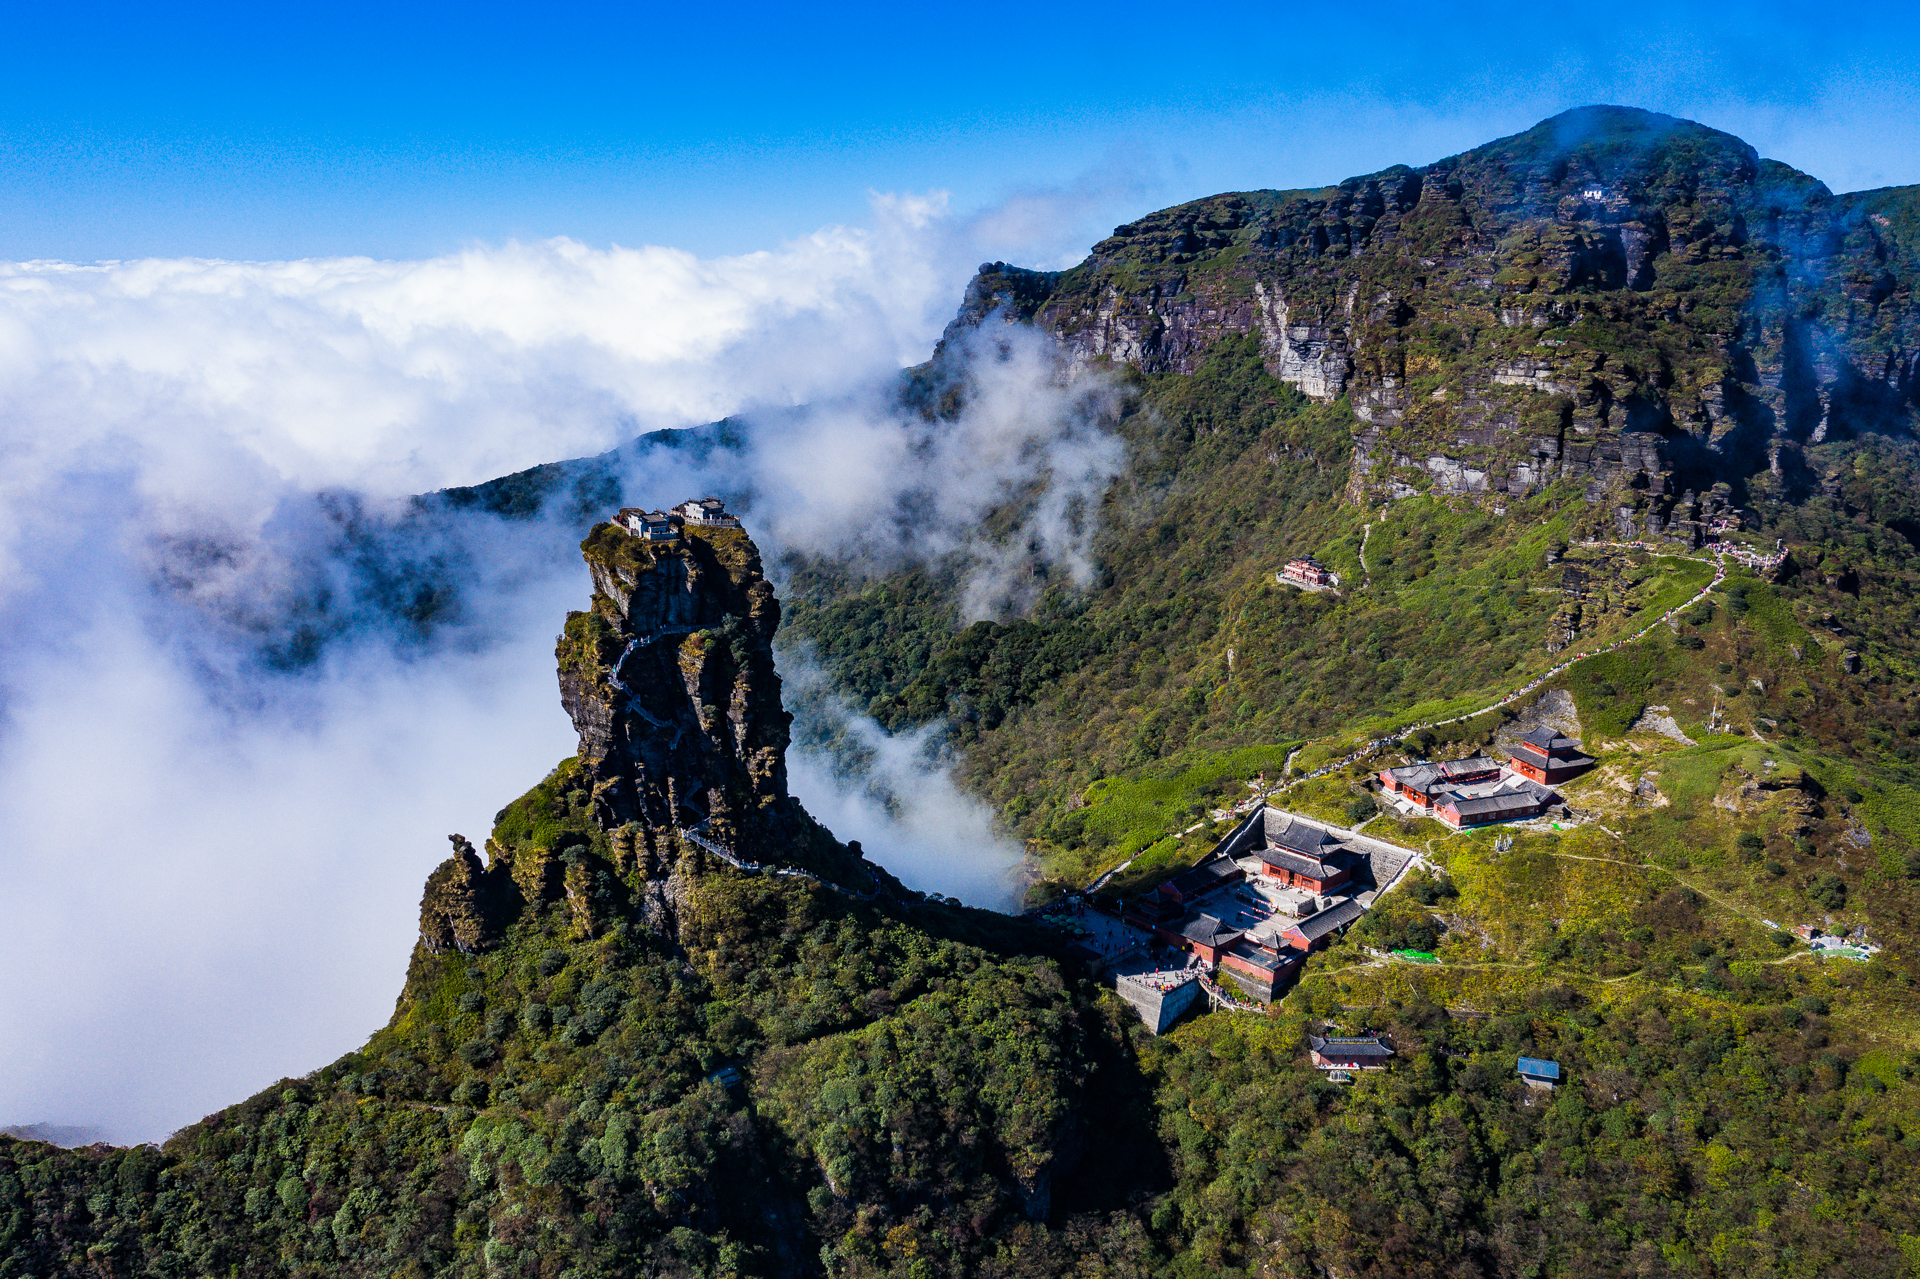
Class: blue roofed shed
1517,1057,1561,1088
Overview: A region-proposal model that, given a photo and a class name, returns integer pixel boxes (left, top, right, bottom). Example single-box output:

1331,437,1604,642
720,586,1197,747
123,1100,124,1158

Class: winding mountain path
1080,543,1766,895
1272,547,1732,791
1356,508,1385,587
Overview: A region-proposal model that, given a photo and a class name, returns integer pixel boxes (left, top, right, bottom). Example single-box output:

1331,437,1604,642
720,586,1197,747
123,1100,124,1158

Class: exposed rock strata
417,512,859,951
1494,689,1585,759
556,519,802,856
943,107,1920,537
417,834,515,954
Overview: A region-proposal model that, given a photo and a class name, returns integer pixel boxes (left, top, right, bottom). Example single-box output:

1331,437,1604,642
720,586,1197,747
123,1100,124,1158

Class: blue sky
3,0,1917,263
2,0,1918,1143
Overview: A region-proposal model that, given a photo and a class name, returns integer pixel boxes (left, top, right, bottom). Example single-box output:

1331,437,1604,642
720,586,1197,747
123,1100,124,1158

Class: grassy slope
22,334,1920,1274
787,339,1755,895
11,771,1920,1279
761,326,1920,1275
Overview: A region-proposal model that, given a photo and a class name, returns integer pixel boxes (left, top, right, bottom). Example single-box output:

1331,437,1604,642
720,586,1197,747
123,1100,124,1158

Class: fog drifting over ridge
0,190,1124,1144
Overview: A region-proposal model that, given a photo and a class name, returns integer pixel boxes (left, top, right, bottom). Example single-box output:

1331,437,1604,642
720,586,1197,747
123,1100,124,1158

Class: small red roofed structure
1282,558,1337,587
1218,940,1301,1002
1508,727,1596,785
1308,1034,1393,1070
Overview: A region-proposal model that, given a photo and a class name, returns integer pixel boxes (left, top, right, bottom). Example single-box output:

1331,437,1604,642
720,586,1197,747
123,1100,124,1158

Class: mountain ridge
14,106,1920,1279
941,105,1919,543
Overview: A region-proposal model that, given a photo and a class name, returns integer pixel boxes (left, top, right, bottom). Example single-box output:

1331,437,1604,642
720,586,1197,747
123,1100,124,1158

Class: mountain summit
419,501,869,961
559,505,810,857
947,104,1917,540
12,107,1920,1279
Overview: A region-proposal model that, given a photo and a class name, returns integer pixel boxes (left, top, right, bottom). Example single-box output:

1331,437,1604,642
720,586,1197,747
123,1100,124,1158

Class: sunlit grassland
1431,826,1662,950
1038,741,1299,890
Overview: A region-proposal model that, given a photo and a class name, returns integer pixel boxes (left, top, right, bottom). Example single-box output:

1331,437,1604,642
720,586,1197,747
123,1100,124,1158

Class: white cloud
782,659,1026,915
0,182,1132,1144
0,219,943,521
715,324,1126,611
0,576,581,1143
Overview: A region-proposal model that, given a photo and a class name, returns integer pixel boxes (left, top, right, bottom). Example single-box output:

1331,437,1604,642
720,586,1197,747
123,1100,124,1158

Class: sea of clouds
0,188,1128,1143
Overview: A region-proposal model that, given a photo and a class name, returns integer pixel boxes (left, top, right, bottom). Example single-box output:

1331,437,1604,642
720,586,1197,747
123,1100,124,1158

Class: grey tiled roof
1164,856,1242,899
1221,940,1291,973
1519,726,1585,753
1285,897,1366,941
1308,1033,1394,1058
1443,791,1548,819
1383,763,1444,789
1264,812,1340,855
1177,913,1241,947
1259,848,1347,879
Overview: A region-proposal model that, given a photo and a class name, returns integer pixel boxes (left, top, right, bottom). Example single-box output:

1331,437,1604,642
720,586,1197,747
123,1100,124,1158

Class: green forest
11,107,1920,1279
16,326,1920,1275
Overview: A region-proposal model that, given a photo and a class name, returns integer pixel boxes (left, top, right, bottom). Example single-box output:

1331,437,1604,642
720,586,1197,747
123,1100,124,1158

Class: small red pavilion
1508,727,1596,785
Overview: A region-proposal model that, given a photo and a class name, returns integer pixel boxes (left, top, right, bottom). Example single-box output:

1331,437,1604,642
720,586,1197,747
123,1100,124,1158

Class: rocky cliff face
557,516,806,858
418,508,858,951
945,106,1920,538
417,834,515,954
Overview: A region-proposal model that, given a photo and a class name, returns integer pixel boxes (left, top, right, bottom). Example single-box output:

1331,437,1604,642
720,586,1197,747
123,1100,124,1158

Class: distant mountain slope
771,107,1920,889
425,420,746,524
0,1125,108,1149
16,105,1920,1279
943,106,1919,539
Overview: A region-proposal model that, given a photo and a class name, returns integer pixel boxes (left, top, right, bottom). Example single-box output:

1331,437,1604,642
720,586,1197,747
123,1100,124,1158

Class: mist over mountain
9,105,1920,1278
0,201,1114,1143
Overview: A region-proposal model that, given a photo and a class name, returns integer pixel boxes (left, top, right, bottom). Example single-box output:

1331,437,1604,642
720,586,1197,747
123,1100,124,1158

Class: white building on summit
617,499,744,540
620,510,679,541
674,498,742,528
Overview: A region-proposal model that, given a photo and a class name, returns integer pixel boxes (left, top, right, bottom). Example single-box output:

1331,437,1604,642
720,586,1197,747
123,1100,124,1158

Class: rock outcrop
416,505,860,952
943,106,1920,537
557,514,810,859
417,834,516,954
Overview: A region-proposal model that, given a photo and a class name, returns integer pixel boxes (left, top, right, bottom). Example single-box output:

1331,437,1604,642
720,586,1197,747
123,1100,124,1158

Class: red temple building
1432,779,1559,828
1280,898,1367,951
1508,727,1596,785
1378,756,1502,809
1126,805,1376,989
1218,940,1302,1001
1198,807,1363,893
1282,558,1337,587
1157,856,1244,906
1247,813,1358,892
1308,1034,1394,1070
1170,913,1241,964
1125,855,1245,934
1260,847,1351,894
